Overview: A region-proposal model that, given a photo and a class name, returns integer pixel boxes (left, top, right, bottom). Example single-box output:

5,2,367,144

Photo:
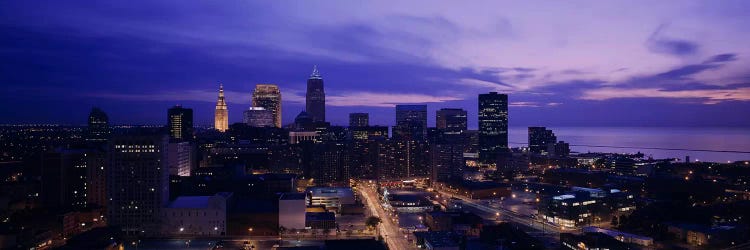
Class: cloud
327,92,462,107
457,78,515,92
703,53,738,64
580,87,750,104
655,64,722,80
83,89,253,105
646,24,700,57
509,101,563,108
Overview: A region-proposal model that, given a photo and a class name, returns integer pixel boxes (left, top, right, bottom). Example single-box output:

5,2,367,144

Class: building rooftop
280,192,307,200
583,226,654,241
306,187,354,198
168,196,212,209
414,231,459,248
168,193,231,209
306,212,335,221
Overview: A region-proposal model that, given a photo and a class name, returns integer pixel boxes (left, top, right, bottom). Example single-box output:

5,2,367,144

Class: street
359,182,413,250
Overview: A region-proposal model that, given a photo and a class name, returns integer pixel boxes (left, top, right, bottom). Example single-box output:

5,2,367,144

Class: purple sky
1,1,749,128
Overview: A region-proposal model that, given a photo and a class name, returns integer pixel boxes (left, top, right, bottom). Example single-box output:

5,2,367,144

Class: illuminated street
359,182,413,250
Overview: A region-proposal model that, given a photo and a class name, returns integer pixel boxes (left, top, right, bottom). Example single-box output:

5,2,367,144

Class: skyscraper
41,149,90,209
349,113,369,127
431,143,464,183
306,65,326,122
243,107,274,127
394,105,427,140
436,108,468,133
168,105,193,141
478,92,508,165
214,84,229,132
377,140,430,179
107,131,169,234
252,84,282,128
528,127,557,154
87,107,110,142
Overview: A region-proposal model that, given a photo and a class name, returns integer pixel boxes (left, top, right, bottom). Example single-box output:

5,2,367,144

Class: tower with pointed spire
214,84,229,132
305,65,326,122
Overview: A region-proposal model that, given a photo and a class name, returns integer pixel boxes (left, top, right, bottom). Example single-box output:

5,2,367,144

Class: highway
435,189,563,247
359,182,413,250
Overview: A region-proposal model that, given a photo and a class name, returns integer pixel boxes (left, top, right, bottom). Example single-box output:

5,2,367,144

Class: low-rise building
305,212,336,230
561,232,629,250
383,189,433,213
539,189,635,228
306,187,356,213
424,211,483,237
279,193,306,230
413,231,460,250
666,223,747,247
582,226,653,247
162,192,231,236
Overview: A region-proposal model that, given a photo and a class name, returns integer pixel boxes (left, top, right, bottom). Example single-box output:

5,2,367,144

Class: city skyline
2,1,750,127
3,3,750,249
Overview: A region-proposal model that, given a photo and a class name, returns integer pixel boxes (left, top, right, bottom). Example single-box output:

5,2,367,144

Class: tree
365,216,382,230
611,216,619,227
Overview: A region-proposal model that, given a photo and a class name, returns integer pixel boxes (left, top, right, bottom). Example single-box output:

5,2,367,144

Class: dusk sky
2,1,750,128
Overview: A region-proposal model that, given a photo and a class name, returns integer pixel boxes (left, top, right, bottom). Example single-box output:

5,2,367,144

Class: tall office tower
86,151,107,208
252,84,282,128
107,132,169,235
528,127,557,154
214,84,229,132
41,149,89,209
167,141,192,176
431,143,464,184
306,65,326,122
436,108,468,133
478,92,508,165
394,105,428,140
243,107,274,127
377,140,430,179
350,140,379,179
167,105,194,141
352,125,389,141
311,142,351,184
87,107,110,142
548,141,570,158
349,113,369,127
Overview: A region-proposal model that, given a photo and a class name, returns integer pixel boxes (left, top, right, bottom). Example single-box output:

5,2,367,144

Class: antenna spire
310,65,322,79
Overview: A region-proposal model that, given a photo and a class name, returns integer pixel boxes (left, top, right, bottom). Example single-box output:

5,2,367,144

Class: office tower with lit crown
436,108,468,133
168,105,193,141
349,113,369,127
214,84,229,132
306,66,326,122
252,84,282,128
107,131,169,235
243,107,274,127
478,92,508,165
87,107,110,142
528,127,557,154
394,105,428,140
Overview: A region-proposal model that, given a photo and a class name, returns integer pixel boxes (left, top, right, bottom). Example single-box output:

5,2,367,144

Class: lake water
507,127,750,163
